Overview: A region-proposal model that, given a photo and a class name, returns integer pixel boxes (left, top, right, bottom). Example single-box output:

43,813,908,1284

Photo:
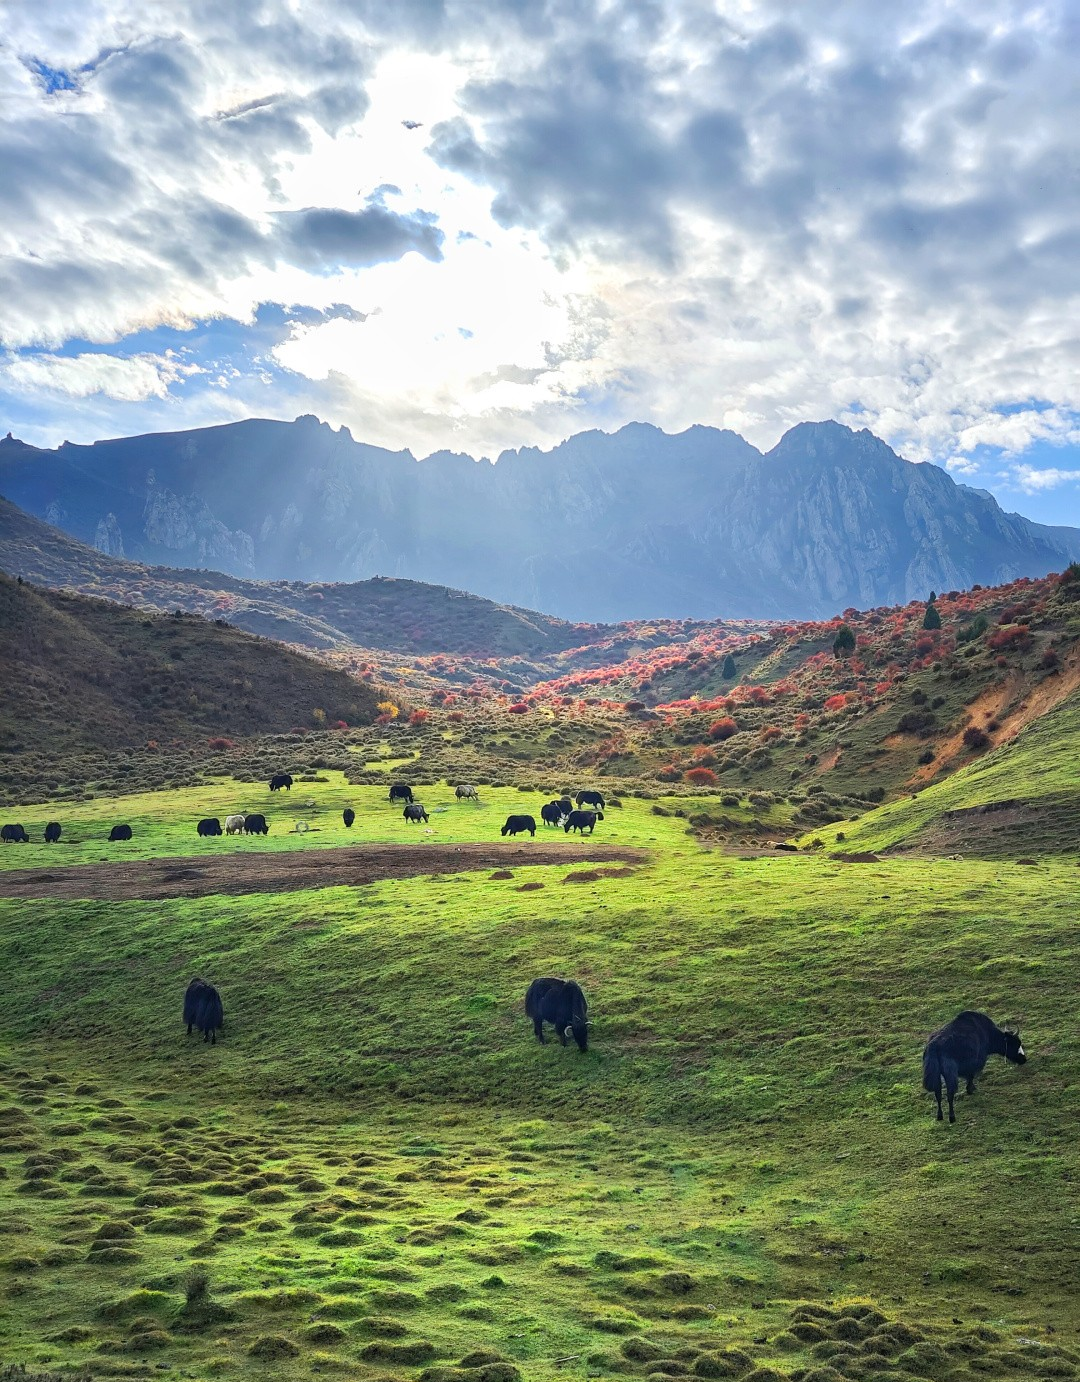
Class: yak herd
0,779,604,848
4,770,1028,1119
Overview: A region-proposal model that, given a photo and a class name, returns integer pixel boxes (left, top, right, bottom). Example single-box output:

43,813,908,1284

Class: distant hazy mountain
3,416,1077,620
0,495,588,658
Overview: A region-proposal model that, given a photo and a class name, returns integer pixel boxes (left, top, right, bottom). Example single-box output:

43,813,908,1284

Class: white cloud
1,0,1079,476
1008,464,1080,494
2,351,202,401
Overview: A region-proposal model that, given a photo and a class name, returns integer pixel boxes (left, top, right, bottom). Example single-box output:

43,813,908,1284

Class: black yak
525,977,589,1051
183,978,224,1045
343,807,355,828
1,824,29,843
564,809,603,834
197,818,222,837
501,814,536,837
922,1011,1026,1123
44,822,62,843
540,801,564,827
269,773,292,791
403,803,429,823
109,824,132,842
389,783,414,804
243,813,268,835
576,790,605,811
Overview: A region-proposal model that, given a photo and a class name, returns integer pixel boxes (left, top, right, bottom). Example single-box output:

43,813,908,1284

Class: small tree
833,625,855,658
922,602,941,630
721,654,737,679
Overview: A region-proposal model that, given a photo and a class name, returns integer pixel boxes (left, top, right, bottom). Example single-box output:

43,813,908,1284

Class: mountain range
3,416,1078,620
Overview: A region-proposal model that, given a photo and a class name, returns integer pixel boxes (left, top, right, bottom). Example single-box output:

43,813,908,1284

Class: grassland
1,778,1079,1382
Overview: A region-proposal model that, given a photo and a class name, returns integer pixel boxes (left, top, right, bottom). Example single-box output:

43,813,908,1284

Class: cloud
2,351,202,401
278,200,444,270
1,0,1079,512
1008,464,1080,494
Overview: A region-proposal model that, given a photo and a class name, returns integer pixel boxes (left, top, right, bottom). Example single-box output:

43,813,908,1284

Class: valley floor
1,782,1078,1382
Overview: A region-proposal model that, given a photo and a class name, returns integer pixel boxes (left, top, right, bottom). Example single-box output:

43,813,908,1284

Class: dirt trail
0,842,647,902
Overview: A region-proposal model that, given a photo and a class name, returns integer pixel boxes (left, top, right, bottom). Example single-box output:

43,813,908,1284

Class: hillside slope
0,574,382,760
3,416,1077,620
822,684,1080,858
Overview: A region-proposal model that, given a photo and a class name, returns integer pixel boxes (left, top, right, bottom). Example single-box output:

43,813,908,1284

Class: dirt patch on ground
0,842,647,902
887,798,1076,859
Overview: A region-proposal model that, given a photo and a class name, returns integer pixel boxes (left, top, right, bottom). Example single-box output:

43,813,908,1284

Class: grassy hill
0,574,382,767
813,684,1080,857
0,778,1078,1380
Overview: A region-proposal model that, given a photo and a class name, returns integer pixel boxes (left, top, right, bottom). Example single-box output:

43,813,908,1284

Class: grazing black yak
501,814,536,837
540,801,564,827
403,803,429,823
1,824,29,843
109,824,132,842
243,813,269,835
564,809,602,834
525,977,589,1051
343,807,355,828
44,822,62,843
197,818,222,837
183,978,224,1045
576,790,605,811
923,1011,1026,1123
269,773,292,791
389,783,414,804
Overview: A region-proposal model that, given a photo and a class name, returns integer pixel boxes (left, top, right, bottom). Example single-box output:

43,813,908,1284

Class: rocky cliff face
1,417,1076,620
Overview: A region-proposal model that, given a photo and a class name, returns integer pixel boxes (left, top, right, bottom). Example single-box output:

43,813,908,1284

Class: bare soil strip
0,842,647,902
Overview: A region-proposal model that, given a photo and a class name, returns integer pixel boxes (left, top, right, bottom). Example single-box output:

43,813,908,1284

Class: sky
2,0,1080,524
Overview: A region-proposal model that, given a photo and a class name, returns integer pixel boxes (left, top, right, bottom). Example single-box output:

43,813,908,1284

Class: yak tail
922,1044,941,1095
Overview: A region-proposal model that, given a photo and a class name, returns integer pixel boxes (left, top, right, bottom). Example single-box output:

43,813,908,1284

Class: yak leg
943,1060,958,1123
533,1017,546,1044
966,1077,977,1095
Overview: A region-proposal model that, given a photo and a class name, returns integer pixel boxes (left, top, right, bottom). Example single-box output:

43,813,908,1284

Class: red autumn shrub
684,766,718,786
446,710,464,723
508,702,529,714
823,694,848,712
914,635,936,655
988,625,1032,651
374,713,392,726
708,717,738,740
657,763,682,782
761,725,783,741
408,709,430,725
693,747,717,765
207,736,235,751
1040,649,1060,670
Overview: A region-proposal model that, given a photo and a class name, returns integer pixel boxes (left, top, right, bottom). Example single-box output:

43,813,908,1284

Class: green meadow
1,773,1078,1381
